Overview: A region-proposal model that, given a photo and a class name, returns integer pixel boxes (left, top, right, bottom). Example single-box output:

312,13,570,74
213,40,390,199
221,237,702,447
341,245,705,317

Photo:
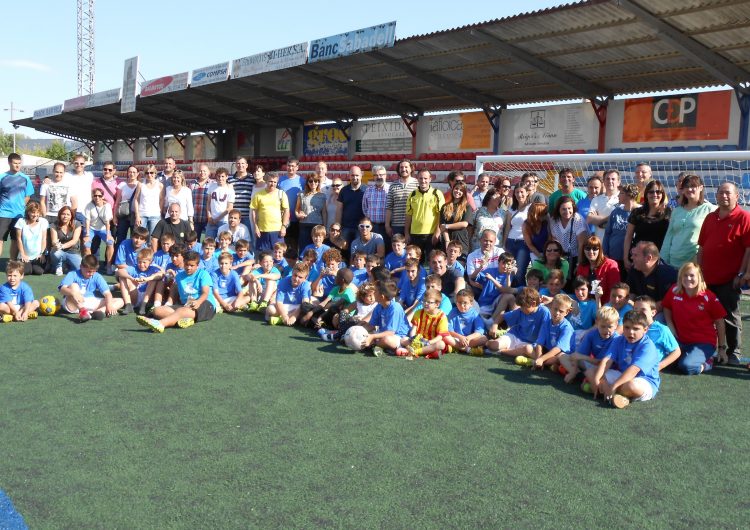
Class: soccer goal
476,151,750,204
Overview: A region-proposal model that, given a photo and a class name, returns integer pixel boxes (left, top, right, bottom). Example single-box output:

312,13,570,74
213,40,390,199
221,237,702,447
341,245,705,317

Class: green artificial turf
0,271,749,528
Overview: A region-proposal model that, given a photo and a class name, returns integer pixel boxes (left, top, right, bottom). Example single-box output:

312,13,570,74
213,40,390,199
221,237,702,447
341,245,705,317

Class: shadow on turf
488,360,596,402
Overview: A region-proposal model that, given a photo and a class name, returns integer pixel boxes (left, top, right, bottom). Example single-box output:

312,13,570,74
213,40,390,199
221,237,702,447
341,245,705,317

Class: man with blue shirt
0,153,34,260
278,157,304,255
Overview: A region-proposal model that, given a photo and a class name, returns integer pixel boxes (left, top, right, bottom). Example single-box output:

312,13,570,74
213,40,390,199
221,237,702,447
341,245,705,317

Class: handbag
117,185,138,218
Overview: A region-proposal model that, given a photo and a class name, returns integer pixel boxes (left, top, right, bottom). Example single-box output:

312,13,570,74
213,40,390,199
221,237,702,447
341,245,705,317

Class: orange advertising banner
459,112,491,150
622,91,731,142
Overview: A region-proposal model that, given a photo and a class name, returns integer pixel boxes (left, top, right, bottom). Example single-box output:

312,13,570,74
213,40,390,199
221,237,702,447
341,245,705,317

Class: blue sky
4,0,563,139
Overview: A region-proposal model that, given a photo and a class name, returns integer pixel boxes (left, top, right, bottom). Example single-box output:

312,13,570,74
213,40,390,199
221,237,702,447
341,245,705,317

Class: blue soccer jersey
211,269,243,299
0,172,34,218
576,328,620,360
175,268,217,309
646,320,679,361
447,306,485,336
604,334,661,394
275,276,312,305
371,300,410,336
504,304,551,344
115,239,146,267
0,281,35,306
567,298,597,331
397,273,426,308
536,317,575,353
59,270,110,297
126,265,161,292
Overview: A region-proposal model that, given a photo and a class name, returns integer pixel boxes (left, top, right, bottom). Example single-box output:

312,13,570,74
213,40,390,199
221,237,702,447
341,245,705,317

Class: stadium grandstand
12,0,750,196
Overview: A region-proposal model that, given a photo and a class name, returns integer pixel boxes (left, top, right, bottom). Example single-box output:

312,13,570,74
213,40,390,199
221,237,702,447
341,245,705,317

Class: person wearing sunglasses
362,165,390,246
40,162,76,226
350,217,385,258
135,164,164,235
66,154,95,225
530,239,570,282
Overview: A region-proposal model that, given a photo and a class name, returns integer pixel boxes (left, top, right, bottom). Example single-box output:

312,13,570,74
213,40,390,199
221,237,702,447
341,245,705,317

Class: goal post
475,151,750,203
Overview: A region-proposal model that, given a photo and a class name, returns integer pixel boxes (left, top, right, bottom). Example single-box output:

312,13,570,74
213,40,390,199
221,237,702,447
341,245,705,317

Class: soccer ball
343,326,369,351
39,295,59,316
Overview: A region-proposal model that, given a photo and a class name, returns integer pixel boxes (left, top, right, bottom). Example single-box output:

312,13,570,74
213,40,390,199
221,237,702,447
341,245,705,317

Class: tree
42,141,71,162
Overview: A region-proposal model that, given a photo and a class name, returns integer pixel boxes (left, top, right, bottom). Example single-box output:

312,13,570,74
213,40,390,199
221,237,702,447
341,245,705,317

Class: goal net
475,151,750,205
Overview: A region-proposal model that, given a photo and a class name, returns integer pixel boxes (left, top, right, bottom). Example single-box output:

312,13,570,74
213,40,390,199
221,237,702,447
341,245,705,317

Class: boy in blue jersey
114,226,149,272
487,287,550,358
199,237,219,273
245,252,281,313
213,231,235,259
0,153,34,260
272,241,291,277
478,252,516,326
633,295,681,371
445,241,466,279
362,279,411,353
559,306,620,384
266,261,312,326
136,251,217,332
184,230,201,254
311,248,343,300
567,277,600,346
349,250,369,286
524,294,575,369
116,248,162,315
0,260,39,322
585,310,661,409
59,255,124,322
397,257,426,320
605,282,633,333
444,288,487,355
212,252,251,313
384,233,407,278
152,243,185,309
231,239,254,275
299,225,330,262
152,233,175,270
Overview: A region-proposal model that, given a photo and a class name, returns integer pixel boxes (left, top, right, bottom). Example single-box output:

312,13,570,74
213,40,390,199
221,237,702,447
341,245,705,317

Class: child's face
352,255,365,269
426,281,440,293
27,210,40,223
550,301,571,324
171,254,184,268
81,266,97,279
574,284,589,301
291,271,308,287
597,318,618,340
219,237,232,249
137,258,152,271
547,278,563,294
273,248,285,261
202,244,215,257
184,259,200,275
526,276,541,290
236,247,249,258
161,240,174,253
405,266,418,282
219,258,232,274
362,290,376,305
6,269,23,288
325,260,340,274
312,233,324,246
392,241,405,255
228,214,240,227
446,246,460,262
455,295,473,314
260,256,274,271
633,301,655,324
520,303,539,315
422,297,441,314
623,321,647,343
365,260,377,272
406,250,419,261
131,234,147,248
499,259,514,274
610,289,628,308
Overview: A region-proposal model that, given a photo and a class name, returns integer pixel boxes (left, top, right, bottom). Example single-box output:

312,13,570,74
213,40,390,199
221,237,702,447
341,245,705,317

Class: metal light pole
3,102,25,153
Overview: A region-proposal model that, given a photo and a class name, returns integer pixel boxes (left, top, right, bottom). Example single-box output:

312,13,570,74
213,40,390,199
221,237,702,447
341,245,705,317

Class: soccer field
1,271,749,528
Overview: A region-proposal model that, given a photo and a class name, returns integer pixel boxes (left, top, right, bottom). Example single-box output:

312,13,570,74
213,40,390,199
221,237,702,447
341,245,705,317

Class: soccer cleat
145,318,165,333
79,308,92,322
2,314,13,323
424,351,442,360
177,318,195,329
581,381,593,394
469,346,485,357
27,311,38,320
702,358,714,373
372,346,385,357
610,394,631,409
514,355,534,367
408,344,423,357
135,315,151,328
317,328,329,339
395,347,410,357
246,301,259,312
269,316,282,326
55,266,64,276
257,301,268,313
119,303,133,315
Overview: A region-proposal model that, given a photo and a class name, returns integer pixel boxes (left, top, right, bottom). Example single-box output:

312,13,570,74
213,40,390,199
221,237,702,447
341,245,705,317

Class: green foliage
37,141,71,162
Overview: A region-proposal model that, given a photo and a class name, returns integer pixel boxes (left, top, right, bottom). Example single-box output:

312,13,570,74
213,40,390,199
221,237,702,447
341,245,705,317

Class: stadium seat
669,146,686,152
652,146,669,152
609,148,623,153
722,144,740,151
623,148,638,154
704,145,721,151
637,147,654,153
686,146,702,152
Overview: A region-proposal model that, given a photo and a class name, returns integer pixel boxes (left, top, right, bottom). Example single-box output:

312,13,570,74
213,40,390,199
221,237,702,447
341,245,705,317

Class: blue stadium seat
608,148,623,153
686,146,702,152
669,146,686,152
704,144,721,151
653,146,669,152
637,147,654,153
722,144,740,151
623,148,638,153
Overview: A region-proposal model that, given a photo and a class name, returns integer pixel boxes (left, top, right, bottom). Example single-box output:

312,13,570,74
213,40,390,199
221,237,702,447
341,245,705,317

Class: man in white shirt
587,169,621,240
66,154,95,224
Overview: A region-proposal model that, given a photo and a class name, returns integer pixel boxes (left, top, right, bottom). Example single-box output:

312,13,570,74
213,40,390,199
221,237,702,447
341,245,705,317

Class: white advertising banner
356,118,411,153
232,43,308,78
63,95,89,112
141,72,189,97
309,21,396,62
87,88,121,109
191,62,230,87
121,56,139,113
33,104,63,120
509,103,598,150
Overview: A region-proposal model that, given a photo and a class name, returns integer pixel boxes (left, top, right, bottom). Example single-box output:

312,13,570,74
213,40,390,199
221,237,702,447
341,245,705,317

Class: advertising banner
355,119,411,153
232,43,308,78
191,62,230,87
309,21,396,63
87,88,121,109
121,56,139,113
141,72,189,97
303,125,349,156
509,103,598,150
622,91,731,142
427,112,491,152
276,128,292,152
33,104,63,120
165,137,184,159
63,95,89,113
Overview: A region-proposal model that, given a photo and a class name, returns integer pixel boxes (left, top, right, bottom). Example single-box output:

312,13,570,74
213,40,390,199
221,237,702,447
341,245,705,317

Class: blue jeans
51,249,82,272
678,342,715,375
256,231,283,252
139,215,161,236
505,238,530,286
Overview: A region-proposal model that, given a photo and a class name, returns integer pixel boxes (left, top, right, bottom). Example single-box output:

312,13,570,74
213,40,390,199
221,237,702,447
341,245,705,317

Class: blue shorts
86,228,114,248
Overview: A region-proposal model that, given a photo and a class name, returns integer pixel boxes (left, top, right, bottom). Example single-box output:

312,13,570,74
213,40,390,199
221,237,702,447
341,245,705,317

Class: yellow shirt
406,186,445,235
250,188,289,232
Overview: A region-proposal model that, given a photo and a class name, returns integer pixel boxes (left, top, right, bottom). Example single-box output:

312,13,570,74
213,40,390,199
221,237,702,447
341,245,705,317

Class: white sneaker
55,266,63,276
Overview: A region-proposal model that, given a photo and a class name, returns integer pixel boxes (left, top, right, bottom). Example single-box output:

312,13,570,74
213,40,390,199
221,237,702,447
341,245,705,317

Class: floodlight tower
77,0,95,96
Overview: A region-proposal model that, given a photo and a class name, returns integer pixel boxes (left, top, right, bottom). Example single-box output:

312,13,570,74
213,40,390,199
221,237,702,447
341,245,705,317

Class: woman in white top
134,164,163,235
83,189,115,265
114,165,140,247
548,195,588,275
502,184,532,285
206,167,235,238
15,201,49,275
162,169,194,225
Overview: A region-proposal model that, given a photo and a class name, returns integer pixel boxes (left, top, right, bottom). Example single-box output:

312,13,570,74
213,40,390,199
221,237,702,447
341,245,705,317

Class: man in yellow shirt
405,169,445,263
250,173,290,251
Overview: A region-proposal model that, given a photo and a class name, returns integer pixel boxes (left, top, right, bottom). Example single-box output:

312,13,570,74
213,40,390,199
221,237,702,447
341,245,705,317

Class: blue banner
303,125,349,156
309,21,396,63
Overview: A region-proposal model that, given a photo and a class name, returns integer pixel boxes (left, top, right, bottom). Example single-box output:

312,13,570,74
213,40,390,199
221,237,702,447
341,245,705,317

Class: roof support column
735,89,750,151
482,106,503,155
401,113,420,156
590,97,611,154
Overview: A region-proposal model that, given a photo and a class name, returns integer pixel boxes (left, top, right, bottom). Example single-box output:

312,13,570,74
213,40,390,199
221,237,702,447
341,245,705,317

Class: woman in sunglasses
134,164,163,235
623,179,671,271
530,239,570,282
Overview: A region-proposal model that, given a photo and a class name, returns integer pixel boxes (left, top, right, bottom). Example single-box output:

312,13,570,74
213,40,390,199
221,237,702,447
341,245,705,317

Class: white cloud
0,59,51,72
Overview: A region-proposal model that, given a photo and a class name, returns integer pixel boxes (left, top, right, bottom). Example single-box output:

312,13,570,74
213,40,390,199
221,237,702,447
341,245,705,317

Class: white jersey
65,171,95,212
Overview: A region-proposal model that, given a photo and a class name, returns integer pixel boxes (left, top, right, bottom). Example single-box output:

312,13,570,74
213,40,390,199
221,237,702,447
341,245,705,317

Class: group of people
1,152,748,409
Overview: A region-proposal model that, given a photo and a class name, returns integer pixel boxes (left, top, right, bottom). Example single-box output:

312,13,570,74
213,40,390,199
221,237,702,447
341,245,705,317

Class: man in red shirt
697,182,750,365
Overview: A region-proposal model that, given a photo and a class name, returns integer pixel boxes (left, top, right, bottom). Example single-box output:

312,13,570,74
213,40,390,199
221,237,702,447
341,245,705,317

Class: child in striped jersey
396,288,449,359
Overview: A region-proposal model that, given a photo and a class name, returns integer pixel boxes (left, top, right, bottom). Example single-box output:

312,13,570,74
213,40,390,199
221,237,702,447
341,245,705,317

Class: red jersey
662,287,726,344
411,309,448,340
698,206,750,285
